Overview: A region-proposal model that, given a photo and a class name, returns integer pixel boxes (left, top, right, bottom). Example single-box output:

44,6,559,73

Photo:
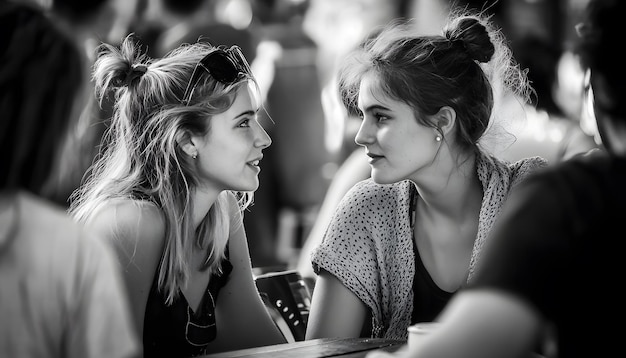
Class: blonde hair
69,35,258,304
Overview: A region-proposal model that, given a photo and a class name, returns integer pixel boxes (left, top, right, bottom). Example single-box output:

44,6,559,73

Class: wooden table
201,337,406,358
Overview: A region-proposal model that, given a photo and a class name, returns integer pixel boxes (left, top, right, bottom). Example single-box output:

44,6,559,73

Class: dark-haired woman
306,9,547,340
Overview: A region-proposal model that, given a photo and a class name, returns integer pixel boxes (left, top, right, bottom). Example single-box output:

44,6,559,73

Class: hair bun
125,64,147,87
445,17,494,63
113,63,147,88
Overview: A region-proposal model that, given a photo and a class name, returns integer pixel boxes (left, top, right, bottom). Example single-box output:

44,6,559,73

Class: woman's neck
413,151,482,221
190,187,220,229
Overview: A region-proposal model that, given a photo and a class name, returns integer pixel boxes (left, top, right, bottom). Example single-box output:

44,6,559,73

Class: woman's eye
375,113,389,122
238,118,251,128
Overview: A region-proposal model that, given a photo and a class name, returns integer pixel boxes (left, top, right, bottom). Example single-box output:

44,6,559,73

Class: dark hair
337,9,529,153
0,1,83,193
576,0,626,121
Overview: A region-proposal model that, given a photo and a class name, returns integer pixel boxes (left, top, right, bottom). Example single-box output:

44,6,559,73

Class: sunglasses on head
181,45,252,105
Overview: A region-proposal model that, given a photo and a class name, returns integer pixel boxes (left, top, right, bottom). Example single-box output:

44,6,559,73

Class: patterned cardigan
311,152,548,339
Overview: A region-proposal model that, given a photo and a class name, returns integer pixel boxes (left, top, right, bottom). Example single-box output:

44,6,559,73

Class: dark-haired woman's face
354,75,441,184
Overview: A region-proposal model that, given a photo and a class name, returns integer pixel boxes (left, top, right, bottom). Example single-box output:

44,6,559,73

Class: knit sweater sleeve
311,179,415,339
311,179,384,322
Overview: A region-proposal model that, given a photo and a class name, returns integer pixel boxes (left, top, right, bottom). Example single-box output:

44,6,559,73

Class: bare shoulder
87,198,166,265
88,199,164,237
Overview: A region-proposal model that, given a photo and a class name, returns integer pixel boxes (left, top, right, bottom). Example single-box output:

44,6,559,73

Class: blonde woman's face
194,85,271,193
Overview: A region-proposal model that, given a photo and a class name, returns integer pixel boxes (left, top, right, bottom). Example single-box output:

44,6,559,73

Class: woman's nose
354,119,373,147
256,123,272,148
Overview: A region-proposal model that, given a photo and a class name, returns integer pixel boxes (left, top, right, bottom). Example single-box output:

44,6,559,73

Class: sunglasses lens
181,46,251,105
202,52,239,83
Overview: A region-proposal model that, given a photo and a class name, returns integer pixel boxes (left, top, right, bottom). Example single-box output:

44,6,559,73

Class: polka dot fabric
311,151,547,339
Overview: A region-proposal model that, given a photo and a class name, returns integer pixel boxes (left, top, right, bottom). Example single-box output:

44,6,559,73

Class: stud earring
435,135,442,142
192,152,198,159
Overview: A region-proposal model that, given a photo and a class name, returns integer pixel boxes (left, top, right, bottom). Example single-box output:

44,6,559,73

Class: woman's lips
366,153,383,164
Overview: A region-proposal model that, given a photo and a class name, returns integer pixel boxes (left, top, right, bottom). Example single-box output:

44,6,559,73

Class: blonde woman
69,36,285,356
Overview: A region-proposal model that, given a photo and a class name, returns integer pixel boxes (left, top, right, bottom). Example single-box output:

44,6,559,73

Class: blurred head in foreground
0,0,83,195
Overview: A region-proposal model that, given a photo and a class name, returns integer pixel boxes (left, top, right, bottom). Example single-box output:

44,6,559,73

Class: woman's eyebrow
233,110,256,120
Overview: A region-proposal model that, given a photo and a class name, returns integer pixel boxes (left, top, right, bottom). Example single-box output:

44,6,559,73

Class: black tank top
411,239,454,324
143,258,233,357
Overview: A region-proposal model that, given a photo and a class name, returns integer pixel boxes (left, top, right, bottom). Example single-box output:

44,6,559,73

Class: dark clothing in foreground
469,150,626,357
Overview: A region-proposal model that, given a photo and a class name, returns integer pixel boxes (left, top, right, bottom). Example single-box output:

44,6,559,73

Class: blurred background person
239,0,329,269
43,0,141,207
0,1,139,357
